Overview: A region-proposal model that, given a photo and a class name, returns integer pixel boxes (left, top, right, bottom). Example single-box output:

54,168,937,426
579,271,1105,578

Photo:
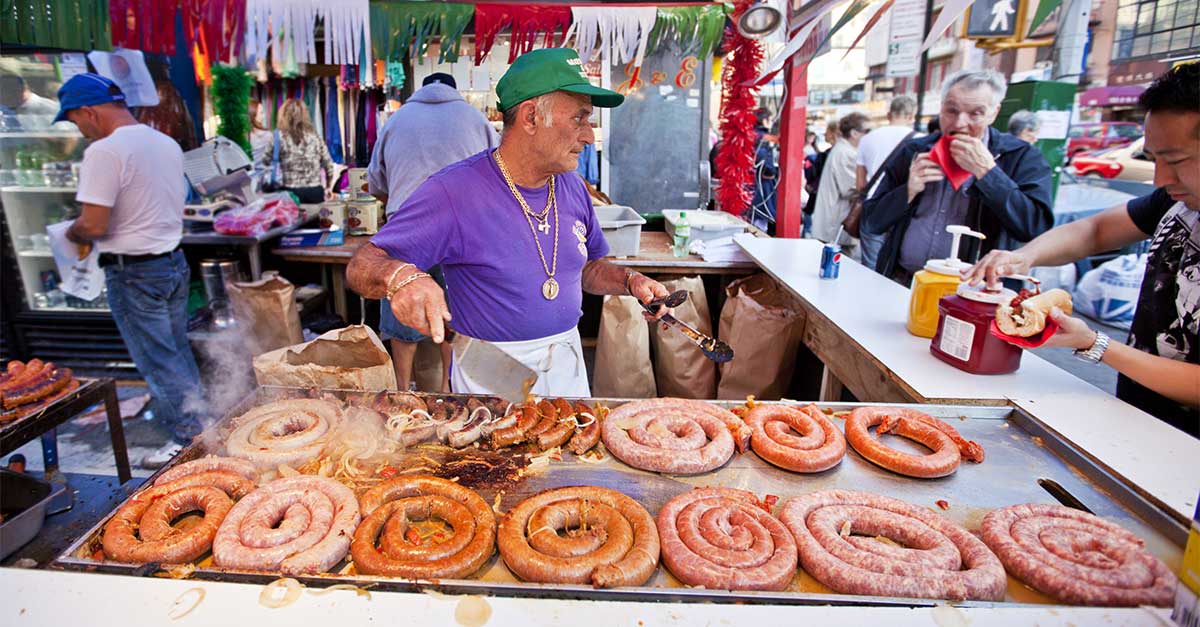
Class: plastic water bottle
672,211,691,258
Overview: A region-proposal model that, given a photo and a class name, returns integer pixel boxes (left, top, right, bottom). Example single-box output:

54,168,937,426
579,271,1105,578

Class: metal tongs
642,290,735,363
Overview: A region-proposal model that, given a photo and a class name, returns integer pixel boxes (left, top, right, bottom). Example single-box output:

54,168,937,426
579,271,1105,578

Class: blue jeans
859,229,887,273
104,250,204,444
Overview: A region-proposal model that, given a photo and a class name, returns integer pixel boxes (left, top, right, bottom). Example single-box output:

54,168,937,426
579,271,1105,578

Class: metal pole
913,0,935,131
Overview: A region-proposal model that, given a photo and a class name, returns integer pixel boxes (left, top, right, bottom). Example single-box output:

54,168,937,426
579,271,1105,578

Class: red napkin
989,318,1061,349
929,134,973,190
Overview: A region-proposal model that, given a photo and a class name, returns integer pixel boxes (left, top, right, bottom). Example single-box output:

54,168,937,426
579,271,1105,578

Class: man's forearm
1103,342,1200,408
581,259,633,296
1017,205,1146,268
65,223,92,245
346,242,416,299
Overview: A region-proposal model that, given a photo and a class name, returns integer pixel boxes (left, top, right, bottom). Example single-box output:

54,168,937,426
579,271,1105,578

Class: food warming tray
54,387,1188,608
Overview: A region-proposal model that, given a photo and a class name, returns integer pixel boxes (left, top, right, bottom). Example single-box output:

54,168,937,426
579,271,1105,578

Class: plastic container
663,209,750,244
908,226,986,338
0,469,65,561
595,205,646,257
930,283,1023,375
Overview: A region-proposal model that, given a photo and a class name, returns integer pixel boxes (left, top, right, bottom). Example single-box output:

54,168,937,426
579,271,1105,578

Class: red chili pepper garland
715,0,765,217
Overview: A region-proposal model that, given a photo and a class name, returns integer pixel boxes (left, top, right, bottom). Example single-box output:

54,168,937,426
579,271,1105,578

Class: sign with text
965,0,1024,39
886,0,925,77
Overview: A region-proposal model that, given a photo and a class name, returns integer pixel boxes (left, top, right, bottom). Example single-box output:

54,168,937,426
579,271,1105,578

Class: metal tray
54,387,1188,607
2,468,67,561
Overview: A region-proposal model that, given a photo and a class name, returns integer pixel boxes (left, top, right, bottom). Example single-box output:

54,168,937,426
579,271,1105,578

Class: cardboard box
277,226,345,248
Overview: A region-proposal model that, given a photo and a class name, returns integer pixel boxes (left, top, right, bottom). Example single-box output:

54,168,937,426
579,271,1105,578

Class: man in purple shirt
347,48,669,396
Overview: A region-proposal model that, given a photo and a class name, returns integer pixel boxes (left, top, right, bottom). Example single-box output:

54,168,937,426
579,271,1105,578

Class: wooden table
272,232,759,319
0,378,131,484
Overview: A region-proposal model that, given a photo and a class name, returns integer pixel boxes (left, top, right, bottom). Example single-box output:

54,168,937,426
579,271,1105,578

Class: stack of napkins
690,236,753,263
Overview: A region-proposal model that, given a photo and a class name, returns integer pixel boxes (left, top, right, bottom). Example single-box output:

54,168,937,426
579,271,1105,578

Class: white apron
451,327,590,398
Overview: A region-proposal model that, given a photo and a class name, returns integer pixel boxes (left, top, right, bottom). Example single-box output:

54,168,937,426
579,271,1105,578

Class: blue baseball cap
53,73,126,123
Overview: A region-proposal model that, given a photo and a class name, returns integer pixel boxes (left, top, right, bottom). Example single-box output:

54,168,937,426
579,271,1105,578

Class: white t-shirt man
856,125,916,196
75,124,186,255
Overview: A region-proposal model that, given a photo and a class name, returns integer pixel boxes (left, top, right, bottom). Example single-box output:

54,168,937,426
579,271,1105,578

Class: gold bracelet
624,270,639,296
387,272,431,299
383,263,415,298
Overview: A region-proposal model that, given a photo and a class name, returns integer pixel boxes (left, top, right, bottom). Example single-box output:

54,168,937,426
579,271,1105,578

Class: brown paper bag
227,272,304,355
650,276,717,399
593,295,656,398
253,325,398,391
717,273,805,400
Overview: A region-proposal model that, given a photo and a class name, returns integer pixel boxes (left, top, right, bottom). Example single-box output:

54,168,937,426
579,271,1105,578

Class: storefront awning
1079,85,1146,107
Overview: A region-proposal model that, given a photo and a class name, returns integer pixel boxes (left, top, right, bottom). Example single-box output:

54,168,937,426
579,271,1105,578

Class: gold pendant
542,277,559,300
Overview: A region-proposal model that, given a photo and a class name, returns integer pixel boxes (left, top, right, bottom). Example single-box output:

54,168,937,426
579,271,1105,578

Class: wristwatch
1073,330,1110,364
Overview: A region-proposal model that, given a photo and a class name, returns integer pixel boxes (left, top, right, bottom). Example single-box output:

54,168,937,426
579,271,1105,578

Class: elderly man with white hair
863,69,1054,283
346,48,670,397
1007,110,1041,144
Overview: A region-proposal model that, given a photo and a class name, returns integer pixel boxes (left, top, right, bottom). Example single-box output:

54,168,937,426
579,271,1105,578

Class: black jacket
863,129,1055,277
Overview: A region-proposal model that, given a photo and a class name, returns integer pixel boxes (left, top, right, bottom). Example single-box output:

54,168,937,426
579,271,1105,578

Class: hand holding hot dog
1042,307,1099,351
907,152,945,203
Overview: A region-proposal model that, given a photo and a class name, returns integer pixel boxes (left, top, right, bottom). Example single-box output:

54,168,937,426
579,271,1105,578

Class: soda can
819,243,842,279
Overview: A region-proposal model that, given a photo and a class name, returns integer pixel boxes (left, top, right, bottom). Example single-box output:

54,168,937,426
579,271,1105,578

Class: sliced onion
168,587,205,620
277,464,300,478
308,584,372,600
259,578,304,609
574,412,596,428
470,406,493,424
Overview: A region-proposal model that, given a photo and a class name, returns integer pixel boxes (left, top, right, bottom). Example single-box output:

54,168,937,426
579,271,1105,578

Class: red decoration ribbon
715,0,764,217
474,3,572,65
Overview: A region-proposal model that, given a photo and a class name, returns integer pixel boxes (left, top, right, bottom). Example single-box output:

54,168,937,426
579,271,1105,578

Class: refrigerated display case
1,53,134,375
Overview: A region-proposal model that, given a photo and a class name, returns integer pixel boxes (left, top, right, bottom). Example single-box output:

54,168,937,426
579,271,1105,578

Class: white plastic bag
1072,254,1146,330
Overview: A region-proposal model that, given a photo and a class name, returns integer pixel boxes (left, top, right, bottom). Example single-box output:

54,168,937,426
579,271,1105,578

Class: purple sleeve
369,178,459,270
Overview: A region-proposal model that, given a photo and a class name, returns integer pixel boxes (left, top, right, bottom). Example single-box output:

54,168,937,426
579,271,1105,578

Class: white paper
686,98,699,108
658,85,673,96
1036,110,1071,140
86,48,159,107
58,53,88,81
46,221,103,301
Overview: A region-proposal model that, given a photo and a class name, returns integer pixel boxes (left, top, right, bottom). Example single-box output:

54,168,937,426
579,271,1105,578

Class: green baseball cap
496,48,624,112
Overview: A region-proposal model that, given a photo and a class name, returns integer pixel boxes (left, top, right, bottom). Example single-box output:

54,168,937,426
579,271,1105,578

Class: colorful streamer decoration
108,0,178,53
320,0,371,67
245,0,319,66
370,1,473,64
183,0,247,65
715,0,764,218
474,3,572,65
646,4,728,60
567,6,658,68
4,0,112,52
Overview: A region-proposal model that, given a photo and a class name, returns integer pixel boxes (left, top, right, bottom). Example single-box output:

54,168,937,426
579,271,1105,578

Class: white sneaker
141,442,183,469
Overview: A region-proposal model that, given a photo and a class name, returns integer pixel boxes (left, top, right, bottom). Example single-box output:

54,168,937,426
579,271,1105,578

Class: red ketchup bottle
929,283,1023,374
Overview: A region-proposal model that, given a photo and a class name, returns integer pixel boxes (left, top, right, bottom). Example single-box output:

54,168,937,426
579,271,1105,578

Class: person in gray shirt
367,73,499,391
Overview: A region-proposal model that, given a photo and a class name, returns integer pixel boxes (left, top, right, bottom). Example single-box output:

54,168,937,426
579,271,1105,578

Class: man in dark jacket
863,70,1054,283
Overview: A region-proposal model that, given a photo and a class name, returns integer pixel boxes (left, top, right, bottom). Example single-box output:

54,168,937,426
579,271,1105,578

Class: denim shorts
379,265,446,343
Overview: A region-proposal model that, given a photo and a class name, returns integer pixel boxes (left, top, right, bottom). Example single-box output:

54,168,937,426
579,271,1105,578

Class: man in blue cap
55,73,204,468
347,48,670,396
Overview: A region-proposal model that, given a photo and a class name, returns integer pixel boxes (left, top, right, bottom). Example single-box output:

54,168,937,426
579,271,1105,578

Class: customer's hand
907,152,944,203
962,249,1032,288
389,275,452,343
949,135,997,179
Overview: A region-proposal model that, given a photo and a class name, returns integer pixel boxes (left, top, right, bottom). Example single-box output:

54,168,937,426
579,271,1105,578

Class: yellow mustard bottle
907,225,985,338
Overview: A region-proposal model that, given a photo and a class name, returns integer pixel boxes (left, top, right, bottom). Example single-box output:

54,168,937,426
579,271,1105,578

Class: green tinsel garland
647,4,728,59
370,1,473,64
211,65,252,158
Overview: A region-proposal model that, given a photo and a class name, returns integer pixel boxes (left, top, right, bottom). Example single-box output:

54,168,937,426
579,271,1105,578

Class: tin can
819,243,841,279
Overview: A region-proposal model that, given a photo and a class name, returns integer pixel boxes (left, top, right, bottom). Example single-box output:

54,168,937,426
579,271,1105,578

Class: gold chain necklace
496,150,553,228
494,150,560,300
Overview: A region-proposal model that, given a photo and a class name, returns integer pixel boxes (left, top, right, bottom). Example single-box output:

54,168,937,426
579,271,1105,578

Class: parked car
1066,122,1142,157
1071,138,1156,182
